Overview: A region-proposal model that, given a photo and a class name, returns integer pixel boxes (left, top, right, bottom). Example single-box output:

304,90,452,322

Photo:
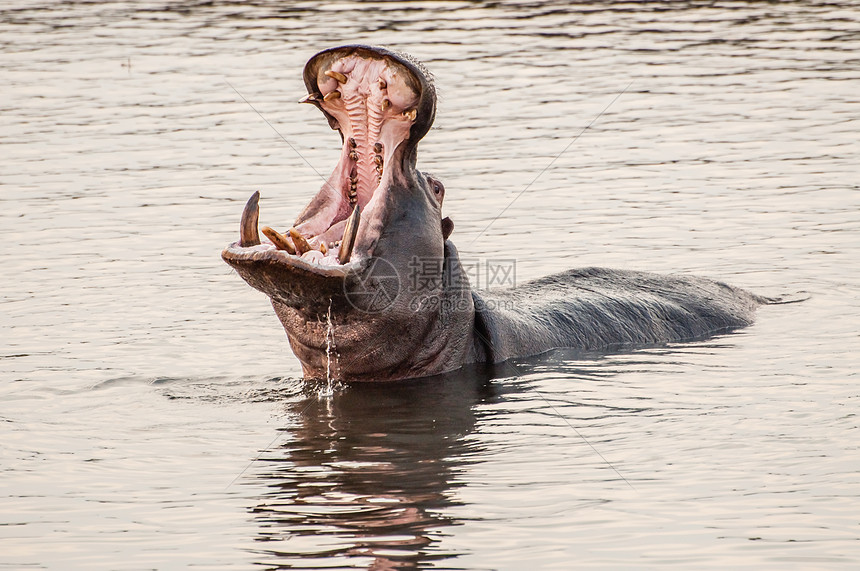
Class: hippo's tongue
228,46,426,268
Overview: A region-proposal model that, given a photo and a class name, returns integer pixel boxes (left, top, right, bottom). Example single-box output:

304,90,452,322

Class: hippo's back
471,267,763,362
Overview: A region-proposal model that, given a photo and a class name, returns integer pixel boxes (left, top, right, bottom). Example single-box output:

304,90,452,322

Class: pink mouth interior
258,53,421,267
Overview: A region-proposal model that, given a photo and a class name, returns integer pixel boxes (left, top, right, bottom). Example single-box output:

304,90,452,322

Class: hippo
222,45,770,382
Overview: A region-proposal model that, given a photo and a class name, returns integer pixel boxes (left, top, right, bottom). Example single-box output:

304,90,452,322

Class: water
2,1,859,568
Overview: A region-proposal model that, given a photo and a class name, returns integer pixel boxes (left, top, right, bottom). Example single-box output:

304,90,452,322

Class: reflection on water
249,369,498,568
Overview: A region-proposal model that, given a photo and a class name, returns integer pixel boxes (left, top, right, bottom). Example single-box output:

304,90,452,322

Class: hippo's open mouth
222,45,436,281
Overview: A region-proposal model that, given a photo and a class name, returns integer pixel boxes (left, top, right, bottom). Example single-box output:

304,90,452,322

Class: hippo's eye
433,183,441,194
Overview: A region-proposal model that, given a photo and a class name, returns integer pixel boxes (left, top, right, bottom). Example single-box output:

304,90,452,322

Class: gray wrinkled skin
471,268,765,363
224,45,769,382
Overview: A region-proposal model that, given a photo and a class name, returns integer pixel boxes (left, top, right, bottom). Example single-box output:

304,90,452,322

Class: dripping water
321,299,336,397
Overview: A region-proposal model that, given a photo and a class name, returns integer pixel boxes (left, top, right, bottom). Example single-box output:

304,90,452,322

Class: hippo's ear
442,217,454,240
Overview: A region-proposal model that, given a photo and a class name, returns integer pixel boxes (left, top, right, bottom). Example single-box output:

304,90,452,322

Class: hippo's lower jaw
223,45,769,383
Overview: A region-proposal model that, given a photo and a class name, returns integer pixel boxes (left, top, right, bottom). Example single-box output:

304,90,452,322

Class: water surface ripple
2,1,859,569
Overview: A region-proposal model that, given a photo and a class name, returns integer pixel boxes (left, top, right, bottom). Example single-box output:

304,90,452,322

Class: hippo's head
222,45,475,382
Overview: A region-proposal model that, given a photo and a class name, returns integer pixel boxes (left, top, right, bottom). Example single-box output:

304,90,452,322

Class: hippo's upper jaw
222,46,476,381
222,45,438,291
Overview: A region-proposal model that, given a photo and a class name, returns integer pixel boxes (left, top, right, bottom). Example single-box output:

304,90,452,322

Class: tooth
373,142,383,154
378,78,387,89
381,99,390,110
348,137,357,148
239,191,261,247
323,90,341,102
338,204,360,264
404,108,417,121
349,165,358,182
261,226,296,254
288,228,312,255
319,242,328,255
349,151,358,161
298,93,319,104
374,155,383,166
325,70,348,84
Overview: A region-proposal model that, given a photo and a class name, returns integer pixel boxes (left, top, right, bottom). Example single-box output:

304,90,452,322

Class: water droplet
319,299,336,397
